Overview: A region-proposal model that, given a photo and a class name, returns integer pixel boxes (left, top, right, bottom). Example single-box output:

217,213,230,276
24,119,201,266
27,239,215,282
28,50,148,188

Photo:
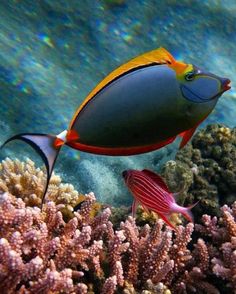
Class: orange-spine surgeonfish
1,48,231,206
122,169,198,230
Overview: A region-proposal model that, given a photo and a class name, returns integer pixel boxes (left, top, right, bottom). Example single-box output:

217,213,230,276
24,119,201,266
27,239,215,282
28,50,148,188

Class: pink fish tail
187,200,200,210
182,207,194,223
171,201,199,223
182,200,199,222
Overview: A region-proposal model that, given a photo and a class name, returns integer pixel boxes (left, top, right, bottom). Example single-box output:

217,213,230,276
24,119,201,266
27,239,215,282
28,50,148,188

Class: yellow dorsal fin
69,47,176,128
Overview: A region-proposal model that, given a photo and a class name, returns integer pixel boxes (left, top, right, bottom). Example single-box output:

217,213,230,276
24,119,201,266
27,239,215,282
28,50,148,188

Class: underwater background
0,0,235,206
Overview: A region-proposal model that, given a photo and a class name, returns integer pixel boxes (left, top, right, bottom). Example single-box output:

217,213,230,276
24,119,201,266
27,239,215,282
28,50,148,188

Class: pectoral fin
179,125,198,149
132,199,139,217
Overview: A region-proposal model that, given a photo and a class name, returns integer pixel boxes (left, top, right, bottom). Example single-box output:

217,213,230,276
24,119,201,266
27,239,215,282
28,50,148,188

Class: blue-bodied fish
122,169,198,230
1,48,231,205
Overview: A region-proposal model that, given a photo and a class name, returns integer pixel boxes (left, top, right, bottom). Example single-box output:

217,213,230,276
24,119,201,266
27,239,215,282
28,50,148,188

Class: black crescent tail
1,133,62,208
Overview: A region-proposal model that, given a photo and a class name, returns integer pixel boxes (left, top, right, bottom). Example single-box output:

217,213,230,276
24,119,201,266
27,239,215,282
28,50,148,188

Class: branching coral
0,188,217,294
0,157,235,293
195,201,236,293
0,157,78,206
0,158,100,220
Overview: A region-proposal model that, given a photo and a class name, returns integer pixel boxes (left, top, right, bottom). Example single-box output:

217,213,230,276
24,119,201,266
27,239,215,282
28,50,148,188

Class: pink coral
195,202,236,293
1,185,236,293
0,192,105,293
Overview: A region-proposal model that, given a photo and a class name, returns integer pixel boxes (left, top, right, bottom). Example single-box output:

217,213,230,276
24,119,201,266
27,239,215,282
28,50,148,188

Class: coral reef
0,157,235,293
162,124,236,217
0,188,226,294
195,201,236,293
0,157,79,207
0,158,101,220
0,191,115,293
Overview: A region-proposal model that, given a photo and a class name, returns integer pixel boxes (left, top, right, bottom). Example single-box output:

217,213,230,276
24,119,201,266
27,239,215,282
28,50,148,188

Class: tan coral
216,126,232,142
136,206,182,228
0,158,100,219
136,205,158,226
0,157,46,206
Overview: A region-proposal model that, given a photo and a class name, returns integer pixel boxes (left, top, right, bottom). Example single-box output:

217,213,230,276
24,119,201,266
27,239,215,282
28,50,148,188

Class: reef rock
162,124,236,217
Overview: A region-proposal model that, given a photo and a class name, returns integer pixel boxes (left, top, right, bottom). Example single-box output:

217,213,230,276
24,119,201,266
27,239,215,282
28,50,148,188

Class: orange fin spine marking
179,125,198,149
54,138,65,148
66,129,79,142
54,130,68,148
179,114,209,149
54,129,79,148
69,47,175,129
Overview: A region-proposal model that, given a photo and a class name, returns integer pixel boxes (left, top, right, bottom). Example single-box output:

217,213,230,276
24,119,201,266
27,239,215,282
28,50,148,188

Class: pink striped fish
122,169,198,230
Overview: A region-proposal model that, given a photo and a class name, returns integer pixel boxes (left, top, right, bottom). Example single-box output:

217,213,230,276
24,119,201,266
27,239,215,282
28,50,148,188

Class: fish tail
1,132,65,208
182,200,199,223
182,208,194,223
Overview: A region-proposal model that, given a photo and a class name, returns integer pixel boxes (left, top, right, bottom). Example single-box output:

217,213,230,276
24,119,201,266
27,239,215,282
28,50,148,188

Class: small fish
122,169,198,230
1,48,231,205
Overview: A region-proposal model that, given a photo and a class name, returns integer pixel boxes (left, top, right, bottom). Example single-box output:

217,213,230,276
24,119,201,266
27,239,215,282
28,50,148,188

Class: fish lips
221,78,231,91
181,77,231,103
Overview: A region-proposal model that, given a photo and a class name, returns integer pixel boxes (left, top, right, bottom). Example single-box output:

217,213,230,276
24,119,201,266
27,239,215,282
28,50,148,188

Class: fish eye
185,71,195,81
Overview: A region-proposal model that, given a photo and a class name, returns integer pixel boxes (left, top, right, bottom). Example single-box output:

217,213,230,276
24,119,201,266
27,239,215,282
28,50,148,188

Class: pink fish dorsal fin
142,169,170,192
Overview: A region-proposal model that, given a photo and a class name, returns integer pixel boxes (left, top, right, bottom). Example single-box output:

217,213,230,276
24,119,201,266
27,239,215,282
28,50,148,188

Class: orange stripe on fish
66,136,176,156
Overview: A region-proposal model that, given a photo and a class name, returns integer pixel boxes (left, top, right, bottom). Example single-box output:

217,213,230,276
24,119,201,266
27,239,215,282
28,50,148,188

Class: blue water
0,0,235,205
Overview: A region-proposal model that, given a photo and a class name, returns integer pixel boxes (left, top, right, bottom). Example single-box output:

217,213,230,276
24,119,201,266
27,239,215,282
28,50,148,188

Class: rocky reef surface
162,124,236,218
